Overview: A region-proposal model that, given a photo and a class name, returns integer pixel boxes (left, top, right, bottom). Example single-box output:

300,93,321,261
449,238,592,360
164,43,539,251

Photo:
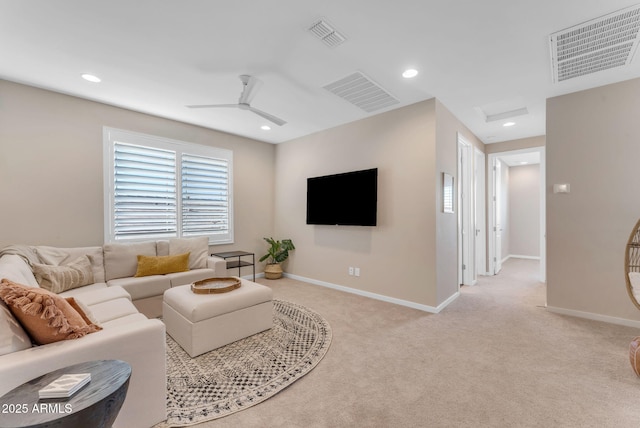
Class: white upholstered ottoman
163,279,273,357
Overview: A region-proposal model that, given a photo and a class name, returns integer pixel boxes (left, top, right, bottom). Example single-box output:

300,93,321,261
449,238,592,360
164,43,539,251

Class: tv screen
306,168,378,226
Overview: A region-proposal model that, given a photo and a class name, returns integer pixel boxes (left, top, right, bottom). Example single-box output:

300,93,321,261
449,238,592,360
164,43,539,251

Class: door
475,148,486,276
458,134,475,285
494,159,502,274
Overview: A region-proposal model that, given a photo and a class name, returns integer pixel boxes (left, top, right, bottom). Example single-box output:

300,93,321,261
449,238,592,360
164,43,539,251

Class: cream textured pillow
0,279,102,345
169,237,208,269
134,253,190,277
33,255,94,293
35,246,106,283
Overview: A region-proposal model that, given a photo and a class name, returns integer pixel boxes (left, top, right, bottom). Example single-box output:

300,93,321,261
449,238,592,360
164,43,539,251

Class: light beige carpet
195,259,640,427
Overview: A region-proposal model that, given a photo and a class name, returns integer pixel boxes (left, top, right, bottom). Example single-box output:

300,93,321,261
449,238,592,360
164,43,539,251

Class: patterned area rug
155,300,332,427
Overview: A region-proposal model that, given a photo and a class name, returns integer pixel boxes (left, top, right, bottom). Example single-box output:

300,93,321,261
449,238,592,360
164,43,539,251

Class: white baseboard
241,272,265,280
509,254,541,260
283,273,459,314
546,305,640,329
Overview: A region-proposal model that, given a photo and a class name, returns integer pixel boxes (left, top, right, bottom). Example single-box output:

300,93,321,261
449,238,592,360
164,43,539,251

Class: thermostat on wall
553,183,570,194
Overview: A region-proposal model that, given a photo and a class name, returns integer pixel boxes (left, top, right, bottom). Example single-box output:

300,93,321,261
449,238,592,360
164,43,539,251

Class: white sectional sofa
0,237,230,428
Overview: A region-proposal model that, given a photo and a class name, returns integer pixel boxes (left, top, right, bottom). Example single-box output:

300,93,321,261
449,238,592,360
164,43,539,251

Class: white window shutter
113,142,177,240
181,153,230,237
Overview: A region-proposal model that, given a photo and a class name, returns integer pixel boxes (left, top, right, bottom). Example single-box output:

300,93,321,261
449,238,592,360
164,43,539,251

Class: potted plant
259,237,295,279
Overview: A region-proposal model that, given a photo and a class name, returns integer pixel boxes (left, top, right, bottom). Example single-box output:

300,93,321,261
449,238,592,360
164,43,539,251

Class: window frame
103,127,234,245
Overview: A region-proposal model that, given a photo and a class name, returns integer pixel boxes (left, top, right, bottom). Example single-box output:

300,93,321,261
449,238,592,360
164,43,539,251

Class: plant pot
264,263,283,280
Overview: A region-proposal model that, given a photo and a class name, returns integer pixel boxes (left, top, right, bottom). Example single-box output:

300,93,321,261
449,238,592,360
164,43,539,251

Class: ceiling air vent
308,18,346,48
550,4,640,82
323,72,400,113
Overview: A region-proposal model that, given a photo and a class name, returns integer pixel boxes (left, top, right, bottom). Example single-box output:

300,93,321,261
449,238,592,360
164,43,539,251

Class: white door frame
487,147,546,281
474,148,486,276
457,133,476,286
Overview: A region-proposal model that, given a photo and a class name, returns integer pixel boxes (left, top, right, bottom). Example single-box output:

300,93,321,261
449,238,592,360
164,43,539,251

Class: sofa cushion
86,297,140,324
103,241,157,281
0,255,39,287
0,300,32,356
166,268,217,287
65,297,101,327
32,255,94,293
108,276,171,301
134,253,190,277
156,240,170,257
0,279,102,345
169,237,208,269
60,284,131,305
100,313,149,329
35,246,106,283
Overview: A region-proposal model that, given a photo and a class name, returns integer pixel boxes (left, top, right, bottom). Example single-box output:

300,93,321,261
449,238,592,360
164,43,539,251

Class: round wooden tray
191,277,241,294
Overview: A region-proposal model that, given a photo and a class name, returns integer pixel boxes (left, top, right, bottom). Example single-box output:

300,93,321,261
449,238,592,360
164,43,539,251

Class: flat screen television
306,168,378,226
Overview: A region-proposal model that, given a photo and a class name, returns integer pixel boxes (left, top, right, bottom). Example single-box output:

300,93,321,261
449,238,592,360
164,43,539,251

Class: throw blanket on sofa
0,245,40,268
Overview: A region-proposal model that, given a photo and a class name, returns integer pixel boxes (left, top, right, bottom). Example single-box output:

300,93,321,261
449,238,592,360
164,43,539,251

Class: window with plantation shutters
104,128,233,244
181,154,230,237
113,143,177,240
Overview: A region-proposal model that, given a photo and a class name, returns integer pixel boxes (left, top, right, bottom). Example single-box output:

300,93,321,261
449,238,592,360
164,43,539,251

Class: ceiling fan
186,75,287,126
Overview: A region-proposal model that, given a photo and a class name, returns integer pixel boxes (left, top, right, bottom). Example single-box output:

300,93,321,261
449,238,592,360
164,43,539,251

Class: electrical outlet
354,267,360,277
348,267,354,276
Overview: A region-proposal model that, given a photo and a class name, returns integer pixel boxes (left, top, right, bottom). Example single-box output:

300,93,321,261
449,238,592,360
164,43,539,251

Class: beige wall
273,98,484,308
547,77,640,321
435,100,484,303
509,164,540,257
274,100,439,306
485,135,546,153
0,80,275,261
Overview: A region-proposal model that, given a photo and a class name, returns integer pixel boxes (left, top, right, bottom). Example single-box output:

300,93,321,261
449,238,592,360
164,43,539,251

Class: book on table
38,373,91,399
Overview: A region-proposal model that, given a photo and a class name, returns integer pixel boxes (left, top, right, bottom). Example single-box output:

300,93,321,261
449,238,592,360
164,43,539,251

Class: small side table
0,360,131,428
212,250,255,281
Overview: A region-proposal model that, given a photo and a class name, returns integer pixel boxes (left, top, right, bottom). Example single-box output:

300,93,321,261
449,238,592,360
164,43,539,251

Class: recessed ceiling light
503,121,515,127
81,73,101,83
402,69,418,78
261,125,271,131
520,161,528,165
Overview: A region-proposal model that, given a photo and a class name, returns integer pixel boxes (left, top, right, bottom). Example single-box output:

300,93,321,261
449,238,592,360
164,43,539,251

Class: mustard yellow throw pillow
134,253,190,277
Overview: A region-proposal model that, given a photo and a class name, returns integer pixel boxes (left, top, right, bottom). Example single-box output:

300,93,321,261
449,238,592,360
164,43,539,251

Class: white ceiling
498,152,540,167
2,1,640,145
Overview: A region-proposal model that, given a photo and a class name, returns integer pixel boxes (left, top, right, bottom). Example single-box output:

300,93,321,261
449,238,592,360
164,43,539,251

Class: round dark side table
0,359,131,428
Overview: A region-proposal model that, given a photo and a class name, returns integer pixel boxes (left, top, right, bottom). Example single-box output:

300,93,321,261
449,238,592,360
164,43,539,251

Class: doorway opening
487,147,546,283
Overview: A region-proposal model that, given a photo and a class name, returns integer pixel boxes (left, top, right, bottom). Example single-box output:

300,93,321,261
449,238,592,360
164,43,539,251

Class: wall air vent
308,18,346,48
550,4,640,82
323,72,400,113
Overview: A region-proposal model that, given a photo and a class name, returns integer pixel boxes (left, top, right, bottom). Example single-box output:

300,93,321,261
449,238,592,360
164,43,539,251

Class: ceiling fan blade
238,75,263,105
248,106,287,126
186,104,239,109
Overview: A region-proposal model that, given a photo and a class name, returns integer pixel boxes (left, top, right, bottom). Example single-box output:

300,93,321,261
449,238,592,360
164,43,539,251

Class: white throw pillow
169,237,208,269
103,241,157,281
